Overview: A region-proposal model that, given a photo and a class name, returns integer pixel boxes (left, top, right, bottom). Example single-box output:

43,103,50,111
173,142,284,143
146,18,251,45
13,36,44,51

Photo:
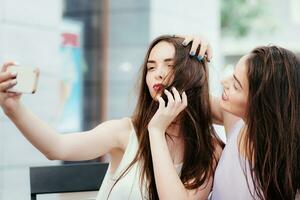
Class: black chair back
30,162,108,200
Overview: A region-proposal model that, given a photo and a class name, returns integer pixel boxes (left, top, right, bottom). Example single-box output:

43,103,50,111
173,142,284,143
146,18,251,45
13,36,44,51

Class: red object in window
61,33,79,47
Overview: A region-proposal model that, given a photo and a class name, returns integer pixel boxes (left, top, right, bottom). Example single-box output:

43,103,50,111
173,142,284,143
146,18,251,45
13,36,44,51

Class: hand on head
179,34,213,62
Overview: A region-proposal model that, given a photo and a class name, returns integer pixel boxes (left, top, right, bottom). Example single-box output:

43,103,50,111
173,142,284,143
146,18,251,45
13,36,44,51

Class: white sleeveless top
210,120,258,200
96,119,183,200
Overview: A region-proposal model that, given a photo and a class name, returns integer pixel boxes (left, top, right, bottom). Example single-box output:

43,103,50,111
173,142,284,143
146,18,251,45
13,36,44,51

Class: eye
233,83,238,90
147,66,155,71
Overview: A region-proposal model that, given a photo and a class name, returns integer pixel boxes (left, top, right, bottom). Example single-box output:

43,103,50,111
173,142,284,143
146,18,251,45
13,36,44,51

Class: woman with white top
0,35,223,200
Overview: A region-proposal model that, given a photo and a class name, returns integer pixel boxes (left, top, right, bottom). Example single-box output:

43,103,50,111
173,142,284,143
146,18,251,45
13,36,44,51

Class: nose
221,76,230,89
155,66,167,80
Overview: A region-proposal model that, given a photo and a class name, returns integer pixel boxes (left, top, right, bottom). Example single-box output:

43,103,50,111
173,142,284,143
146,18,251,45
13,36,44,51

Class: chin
220,100,234,114
219,99,227,110
221,104,244,119
152,93,162,101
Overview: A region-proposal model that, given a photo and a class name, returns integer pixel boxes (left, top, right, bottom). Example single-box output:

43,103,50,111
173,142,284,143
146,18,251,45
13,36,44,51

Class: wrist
3,102,22,117
148,127,165,136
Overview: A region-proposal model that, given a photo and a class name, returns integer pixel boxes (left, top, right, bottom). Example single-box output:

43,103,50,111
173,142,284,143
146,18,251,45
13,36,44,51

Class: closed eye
233,83,238,90
147,66,155,71
233,74,243,89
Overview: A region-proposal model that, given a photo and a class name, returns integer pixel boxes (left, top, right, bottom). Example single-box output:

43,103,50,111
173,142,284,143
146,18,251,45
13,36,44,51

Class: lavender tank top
210,120,258,200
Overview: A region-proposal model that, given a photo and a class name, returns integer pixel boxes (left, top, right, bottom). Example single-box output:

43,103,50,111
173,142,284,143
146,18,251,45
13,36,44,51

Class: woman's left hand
148,87,187,133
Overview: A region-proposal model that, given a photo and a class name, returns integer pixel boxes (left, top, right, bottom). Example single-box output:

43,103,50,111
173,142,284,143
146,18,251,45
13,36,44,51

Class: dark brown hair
245,46,300,200
108,35,223,199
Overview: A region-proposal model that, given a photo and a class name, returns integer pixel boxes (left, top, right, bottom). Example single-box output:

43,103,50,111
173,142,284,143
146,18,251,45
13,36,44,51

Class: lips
153,84,164,92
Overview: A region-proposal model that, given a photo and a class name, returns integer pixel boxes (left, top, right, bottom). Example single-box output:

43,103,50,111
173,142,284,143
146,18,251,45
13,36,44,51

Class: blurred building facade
221,0,300,77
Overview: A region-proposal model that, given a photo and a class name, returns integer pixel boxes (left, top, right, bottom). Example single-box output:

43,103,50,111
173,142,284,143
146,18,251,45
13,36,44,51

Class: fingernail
13,62,20,66
189,51,195,56
182,42,187,46
197,56,203,61
11,80,17,85
11,72,17,76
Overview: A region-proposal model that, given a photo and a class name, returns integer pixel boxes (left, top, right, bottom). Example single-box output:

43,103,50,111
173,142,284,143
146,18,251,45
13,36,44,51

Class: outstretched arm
5,102,129,161
1,62,129,161
181,36,241,135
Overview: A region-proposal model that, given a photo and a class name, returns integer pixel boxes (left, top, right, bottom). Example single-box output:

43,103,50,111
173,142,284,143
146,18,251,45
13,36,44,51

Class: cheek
162,72,174,87
146,74,155,96
229,90,243,103
234,88,248,107
232,94,247,116
146,74,151,88
233,95,247,110
168,74,174,85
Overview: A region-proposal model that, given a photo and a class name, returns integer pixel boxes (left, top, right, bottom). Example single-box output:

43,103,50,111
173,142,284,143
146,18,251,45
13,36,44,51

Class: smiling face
220,55,249,119
146,41,175,100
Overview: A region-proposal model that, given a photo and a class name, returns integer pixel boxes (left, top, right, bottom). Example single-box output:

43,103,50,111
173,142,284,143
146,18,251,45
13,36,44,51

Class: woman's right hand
179,35,213,62
148,87,187,134
0,62,22,114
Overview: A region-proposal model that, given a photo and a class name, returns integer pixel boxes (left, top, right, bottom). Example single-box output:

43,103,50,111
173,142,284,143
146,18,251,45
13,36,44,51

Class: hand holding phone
6,66,40,94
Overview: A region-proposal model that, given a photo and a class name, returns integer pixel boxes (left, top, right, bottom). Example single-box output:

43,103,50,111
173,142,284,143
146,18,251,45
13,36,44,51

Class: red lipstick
153,84,164,92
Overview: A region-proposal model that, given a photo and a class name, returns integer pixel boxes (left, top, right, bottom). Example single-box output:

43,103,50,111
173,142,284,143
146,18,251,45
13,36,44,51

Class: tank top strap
111,118,139,179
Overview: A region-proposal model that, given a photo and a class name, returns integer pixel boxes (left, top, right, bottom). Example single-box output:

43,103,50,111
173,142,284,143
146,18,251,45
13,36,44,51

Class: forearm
148,129,189,200
5,103,63,160
209,95,224,125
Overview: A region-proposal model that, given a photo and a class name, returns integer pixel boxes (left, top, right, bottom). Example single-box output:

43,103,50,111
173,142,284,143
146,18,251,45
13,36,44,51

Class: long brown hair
245,46,300,200
109,35,223,199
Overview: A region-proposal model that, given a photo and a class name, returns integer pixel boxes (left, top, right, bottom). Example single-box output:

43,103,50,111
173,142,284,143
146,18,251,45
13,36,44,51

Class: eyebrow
147,58,174,63
233,74,243,89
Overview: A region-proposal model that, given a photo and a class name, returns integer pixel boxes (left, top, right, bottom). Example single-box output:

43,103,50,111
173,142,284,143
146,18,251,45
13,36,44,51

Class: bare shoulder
97,117,132,132
91,117,134,152
112,117,135,151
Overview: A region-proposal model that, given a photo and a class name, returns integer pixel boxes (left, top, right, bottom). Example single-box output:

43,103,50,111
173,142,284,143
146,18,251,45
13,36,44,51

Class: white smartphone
6,66,40,94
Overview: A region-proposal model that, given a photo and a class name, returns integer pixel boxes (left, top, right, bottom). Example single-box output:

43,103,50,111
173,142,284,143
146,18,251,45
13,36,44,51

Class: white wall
0,0,63,199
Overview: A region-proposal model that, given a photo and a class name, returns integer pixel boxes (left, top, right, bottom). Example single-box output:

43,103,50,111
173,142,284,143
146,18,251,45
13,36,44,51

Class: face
146,41,175,100
220,54,249,119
